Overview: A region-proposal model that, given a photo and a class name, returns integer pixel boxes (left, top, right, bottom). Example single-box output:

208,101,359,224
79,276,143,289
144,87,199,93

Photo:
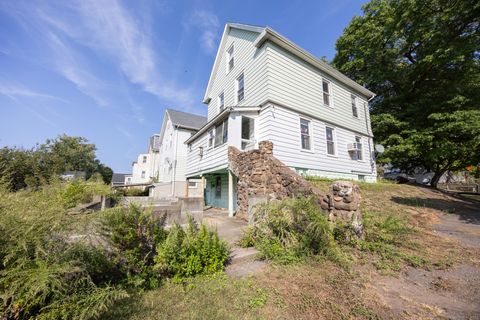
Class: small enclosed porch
187,168,238,217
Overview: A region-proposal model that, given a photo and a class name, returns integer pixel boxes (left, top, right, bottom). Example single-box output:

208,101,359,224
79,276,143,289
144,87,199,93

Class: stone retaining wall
228,141,362,236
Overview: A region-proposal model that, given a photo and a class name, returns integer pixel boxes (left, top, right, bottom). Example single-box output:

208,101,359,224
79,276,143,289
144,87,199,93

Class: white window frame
235,73,245,104
322,79,333,108
214,119,228,147
226,44,234,73
207,129,214,149
141,170,146,179
241,116,255,150
300,118,312,151
188,181,198,188
351,94,358,118
354,136,363,161
325,126,337,156
218,92,225,112
142,156,147,163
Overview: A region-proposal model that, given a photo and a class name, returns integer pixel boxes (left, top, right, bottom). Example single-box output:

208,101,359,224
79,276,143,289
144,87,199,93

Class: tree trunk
430,171,445,188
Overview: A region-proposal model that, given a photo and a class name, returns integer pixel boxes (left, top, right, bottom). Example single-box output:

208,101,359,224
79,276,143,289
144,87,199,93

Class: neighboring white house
149,109,206,198
185,23,377,214
130,134,161,184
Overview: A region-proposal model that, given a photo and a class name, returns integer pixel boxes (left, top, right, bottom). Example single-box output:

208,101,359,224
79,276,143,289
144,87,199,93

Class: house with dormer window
185,23,377,215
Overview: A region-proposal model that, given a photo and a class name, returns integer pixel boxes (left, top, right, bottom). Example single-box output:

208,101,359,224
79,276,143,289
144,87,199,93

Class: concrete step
229,247,260,264
225,247,267,278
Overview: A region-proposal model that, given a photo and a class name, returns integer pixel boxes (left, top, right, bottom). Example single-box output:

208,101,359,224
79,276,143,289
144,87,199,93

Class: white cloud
45,32,109,107
41,0,195,105
1,0,196,107
185,10,220,54
0,83,68,103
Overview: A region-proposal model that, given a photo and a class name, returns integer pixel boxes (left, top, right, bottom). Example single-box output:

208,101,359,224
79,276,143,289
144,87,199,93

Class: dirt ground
365,187,480,319
106,184,480,320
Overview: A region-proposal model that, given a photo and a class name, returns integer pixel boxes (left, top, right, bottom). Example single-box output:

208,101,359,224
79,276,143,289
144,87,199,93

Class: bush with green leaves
0,186,128,320
155,217,229,279
0,184,230,319
101,205,167,289
59,180,113,209
241,197,343,264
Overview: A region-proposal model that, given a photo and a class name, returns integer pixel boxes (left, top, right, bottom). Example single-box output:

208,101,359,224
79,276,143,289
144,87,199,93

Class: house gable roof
202,23,265,104
111,173,129,184
166,109,207,131
202,23,374,103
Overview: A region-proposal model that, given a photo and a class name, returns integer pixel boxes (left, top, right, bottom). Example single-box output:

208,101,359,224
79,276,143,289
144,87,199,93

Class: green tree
333,0,480,187
0,135,113,191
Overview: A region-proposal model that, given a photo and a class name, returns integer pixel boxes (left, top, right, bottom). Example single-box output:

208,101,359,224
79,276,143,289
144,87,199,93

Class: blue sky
0,0,366,173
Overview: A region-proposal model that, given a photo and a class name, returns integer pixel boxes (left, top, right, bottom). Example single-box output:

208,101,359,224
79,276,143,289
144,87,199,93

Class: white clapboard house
184,23,377,214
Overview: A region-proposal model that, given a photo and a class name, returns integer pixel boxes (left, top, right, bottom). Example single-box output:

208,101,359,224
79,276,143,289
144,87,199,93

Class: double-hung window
227,45,234,72
300,118,311,150
236,73,244,103
218,92,224,111
326,127,335,155
141,171,146,179
351,94,358,117
142,156,147,163
322,80,331,107
354,136,363,160
207,130,214,148
214,119,228,147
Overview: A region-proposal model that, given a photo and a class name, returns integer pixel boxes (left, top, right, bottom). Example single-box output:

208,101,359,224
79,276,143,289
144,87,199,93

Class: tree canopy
0,135,113,191
333,0,480,186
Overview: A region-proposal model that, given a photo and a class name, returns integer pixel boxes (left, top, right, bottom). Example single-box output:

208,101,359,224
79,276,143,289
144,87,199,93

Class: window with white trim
241,116,255,150
326,127,335,155
188,181,197,188
300,118,311,150
141,171,146,179
207,129,214,148
236,73,244,103
218,92,224,111
142,156,147,163
214,119,228,147
227,45,234,72
351,94,358,117
322,80,331,107
354,136,363,160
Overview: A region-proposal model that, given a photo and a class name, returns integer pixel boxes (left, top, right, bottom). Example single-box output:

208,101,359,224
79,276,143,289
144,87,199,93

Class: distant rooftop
167,109,207,130
111,173,130,184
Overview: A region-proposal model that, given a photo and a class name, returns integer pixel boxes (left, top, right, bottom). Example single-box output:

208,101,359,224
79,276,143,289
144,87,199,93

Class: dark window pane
327,141,335,155
323,92,330,106
223,120,228,143
322,80,329,93
301,135,310,150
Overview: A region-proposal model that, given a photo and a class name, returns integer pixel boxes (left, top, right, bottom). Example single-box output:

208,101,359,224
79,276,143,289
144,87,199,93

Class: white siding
265,43,373,137
206,28,269,121
185,130,229,177
174,129,193,181
259,104,376,180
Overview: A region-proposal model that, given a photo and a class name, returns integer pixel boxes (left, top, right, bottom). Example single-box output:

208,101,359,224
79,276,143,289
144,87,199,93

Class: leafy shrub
116,188,149,197
101,205,167,289
155,217,229,279
0,183,231,319
60,180,112,209
0,186,128,320
242,197,343,264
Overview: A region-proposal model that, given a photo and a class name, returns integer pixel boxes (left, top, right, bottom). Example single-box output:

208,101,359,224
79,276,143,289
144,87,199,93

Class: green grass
103,274,269,320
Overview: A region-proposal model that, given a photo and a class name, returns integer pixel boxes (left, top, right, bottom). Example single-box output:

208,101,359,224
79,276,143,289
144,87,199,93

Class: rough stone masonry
228,141,362,236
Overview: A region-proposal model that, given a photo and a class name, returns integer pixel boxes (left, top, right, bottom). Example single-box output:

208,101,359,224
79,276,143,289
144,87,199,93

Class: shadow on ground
391,196,480,225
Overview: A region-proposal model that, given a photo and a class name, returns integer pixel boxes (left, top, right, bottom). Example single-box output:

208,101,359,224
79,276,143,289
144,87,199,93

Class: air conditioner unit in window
347,142,362,151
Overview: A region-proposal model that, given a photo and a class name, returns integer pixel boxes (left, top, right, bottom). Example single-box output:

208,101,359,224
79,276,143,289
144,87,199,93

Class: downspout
171,126,179,197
